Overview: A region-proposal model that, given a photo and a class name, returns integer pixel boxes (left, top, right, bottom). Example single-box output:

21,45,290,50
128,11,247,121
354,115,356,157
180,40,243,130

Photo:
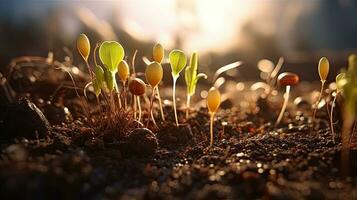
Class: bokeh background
1,0,357,81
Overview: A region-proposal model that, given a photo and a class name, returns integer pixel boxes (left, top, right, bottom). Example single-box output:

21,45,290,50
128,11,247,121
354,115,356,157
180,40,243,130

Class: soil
1,69,357,199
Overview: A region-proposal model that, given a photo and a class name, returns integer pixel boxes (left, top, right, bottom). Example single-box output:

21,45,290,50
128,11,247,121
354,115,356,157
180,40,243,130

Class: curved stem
275,85,290,126
85,60,93,79
330,92,338,144
210,113,215,147
312,81,325,123
186,95,191,120
173,78,179,126
137,96,142,122
156,87,165,121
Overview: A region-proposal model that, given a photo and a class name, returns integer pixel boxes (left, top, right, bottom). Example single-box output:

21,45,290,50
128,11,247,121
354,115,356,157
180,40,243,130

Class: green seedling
118,60,130,108
93,65,105,102
145,61,163,126
275,72,299,126
185,51,207,119
129,78,146,122
207,87,221,147
312,57,330,123
77,33,93,78
99,41,125,108
169,49,187,126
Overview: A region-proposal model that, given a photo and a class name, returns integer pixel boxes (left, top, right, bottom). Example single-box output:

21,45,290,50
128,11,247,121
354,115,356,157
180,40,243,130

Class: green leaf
99,41,124,72
103,66,115,92
95,65,105,89
185,52,207,96
93,79,101,97
169,49,187,78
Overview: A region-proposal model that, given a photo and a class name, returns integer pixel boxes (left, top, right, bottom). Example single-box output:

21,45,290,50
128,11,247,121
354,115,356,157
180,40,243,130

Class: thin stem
312,81,325,123
173,78,179,126
137,96,142,122
275,85,290,126
156,87,165,121
122,81,127,109
186,95,191,120
210,113,215,147
85,60,93,79
330,92,338,144
147,87,157,127
133,95,137,119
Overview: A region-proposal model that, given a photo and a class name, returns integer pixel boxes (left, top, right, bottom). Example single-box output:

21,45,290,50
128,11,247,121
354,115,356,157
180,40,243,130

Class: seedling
169,49,187,126
77,33,92,78
185,51,207,119
152,43,165,121
129,78,146,122
153,43,164,63
145,61,163,126
118,60,130,108
312,57,330,122
275,72,299,125
93,65,105,100
99,41,125,108
207,87,221,147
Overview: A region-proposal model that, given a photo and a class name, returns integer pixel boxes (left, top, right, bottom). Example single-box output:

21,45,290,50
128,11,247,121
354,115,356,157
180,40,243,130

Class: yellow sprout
118,60,130,82
206,87,221,147
318,57,329,82
77,33,90,62
153,43,164,63
146,61,163,87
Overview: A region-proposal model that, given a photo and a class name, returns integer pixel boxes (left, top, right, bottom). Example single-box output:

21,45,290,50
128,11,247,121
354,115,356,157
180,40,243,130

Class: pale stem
186,95,191,120
156,87,165,121
137,96,142,122
275,85,290,126
147,87,157,127
173,78,179,126
312,80,325,123
210,113,215,147
330,92,338,144
85,60,93,79
122,81,127,109
133,95,137,119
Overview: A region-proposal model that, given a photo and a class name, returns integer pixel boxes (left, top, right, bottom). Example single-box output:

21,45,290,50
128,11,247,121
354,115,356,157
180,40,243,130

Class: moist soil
1,97,357,200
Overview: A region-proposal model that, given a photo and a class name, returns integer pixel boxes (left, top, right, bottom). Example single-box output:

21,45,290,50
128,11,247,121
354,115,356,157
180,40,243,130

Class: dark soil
1,69,357,199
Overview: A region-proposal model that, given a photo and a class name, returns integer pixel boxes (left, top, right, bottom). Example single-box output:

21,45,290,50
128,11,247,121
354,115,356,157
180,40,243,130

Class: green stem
186,95,191,120
173,78,179,126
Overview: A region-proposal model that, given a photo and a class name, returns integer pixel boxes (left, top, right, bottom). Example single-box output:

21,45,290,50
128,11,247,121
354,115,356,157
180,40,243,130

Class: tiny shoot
185,51,207,119
169,49,187,126
275,72,299,126
153,43,164,63
77,33,92,78
145,61,163,126
312,57,330,122
129,78,147,122
207,87,221,147
118,60,130,108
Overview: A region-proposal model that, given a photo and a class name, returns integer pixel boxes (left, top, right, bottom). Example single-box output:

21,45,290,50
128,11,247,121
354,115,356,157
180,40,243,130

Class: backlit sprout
185,51,207,119
330,72,346,144
169,49,187,126
129,78,146,122
77,33,92,77
118,60,130,108
99,41,125,108
312,57,330,122
153,43,164,63
145,61,163,126
207,87,221,147
275,72,299,126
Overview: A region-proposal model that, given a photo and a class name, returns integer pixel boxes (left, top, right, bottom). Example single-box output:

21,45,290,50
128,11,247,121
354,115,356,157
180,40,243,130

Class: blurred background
1,0,357,81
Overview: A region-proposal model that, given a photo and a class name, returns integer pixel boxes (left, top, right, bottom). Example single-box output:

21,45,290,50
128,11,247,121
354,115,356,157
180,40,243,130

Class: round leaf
169,49,187,78
99,41,124,72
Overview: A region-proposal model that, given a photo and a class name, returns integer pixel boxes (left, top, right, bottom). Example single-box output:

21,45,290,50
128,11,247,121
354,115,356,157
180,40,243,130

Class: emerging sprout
207,87,221,147
330,72,346,144
129,78,146,122
77,33,90,62
185,51,207,119
94,65,105,98
312,57,330,122
77,33,93,77
99,41,125,108
145,61,163,126
275,72,299,125
169,49,187,126
118,60,130,108
153,43,164,63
